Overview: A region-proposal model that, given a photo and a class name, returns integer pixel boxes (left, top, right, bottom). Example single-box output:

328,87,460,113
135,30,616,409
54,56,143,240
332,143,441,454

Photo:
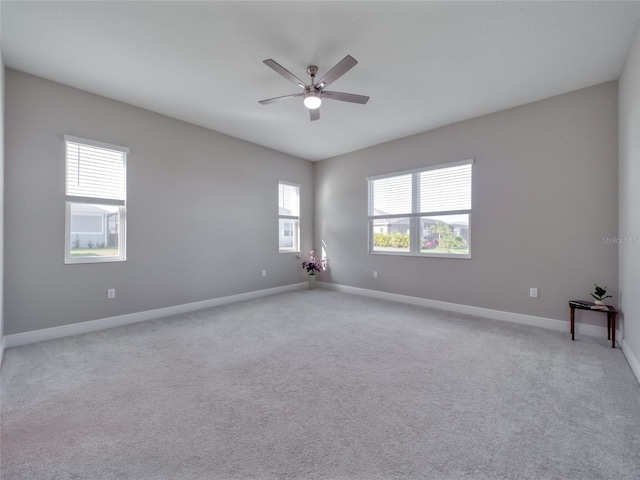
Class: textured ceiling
3,1,640,161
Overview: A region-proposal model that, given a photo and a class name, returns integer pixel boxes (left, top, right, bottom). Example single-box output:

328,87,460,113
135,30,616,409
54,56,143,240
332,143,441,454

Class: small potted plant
297,250,326,290
590,284,612,305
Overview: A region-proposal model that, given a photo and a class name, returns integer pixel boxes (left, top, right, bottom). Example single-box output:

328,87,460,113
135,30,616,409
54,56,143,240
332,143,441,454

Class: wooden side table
569,300,618,348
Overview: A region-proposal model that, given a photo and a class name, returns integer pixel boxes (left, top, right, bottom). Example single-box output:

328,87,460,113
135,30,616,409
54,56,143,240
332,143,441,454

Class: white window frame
64,135,128,264
367,159,473,259
278,181,300,253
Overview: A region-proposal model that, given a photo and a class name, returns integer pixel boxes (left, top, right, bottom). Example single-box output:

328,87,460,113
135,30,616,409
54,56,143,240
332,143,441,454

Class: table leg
608,316,611,340
570,306,575,341
610,313,616,348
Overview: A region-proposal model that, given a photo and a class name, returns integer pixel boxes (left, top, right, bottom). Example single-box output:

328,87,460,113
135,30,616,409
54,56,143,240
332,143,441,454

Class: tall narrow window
278,181,300,253
368,160,472,258
64,135,128,264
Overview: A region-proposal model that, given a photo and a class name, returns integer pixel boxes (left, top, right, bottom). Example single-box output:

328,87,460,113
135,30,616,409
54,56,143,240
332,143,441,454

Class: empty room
1,1,640,479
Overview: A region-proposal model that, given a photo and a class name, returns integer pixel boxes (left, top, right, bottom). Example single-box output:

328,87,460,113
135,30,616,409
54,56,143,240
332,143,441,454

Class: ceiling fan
259,55,369,121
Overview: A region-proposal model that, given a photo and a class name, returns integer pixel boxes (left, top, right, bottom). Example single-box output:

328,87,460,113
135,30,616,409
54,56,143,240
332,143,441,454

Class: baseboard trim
0,336,5,368
4,282,625,357
318,282,617,341
621,339,640,384
4,283,306,349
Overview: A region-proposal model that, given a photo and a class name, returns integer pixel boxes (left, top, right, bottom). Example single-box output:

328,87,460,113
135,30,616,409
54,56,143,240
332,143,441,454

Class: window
368,160,472,258
278,181,300,253
64,135,128,264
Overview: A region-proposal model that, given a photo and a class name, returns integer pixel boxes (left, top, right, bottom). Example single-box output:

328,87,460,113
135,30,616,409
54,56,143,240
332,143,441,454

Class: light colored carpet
1,290,639,479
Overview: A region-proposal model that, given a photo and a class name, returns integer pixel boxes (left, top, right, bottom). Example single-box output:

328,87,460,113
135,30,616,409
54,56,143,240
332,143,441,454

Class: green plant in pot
590,284,612,305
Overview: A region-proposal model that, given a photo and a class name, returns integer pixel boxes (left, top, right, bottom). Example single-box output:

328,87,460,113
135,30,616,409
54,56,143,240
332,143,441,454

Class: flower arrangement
297,250,326,275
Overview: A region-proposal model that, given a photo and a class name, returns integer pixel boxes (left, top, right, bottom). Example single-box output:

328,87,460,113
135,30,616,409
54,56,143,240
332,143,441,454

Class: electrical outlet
373,271,378,279
529,287,538,298
107,288,116,299
262,270,267,278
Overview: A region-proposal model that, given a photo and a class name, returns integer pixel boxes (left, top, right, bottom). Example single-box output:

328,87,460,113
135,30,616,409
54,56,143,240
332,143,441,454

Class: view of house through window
64,135,128,264
368,160,472,257
278,181,300,253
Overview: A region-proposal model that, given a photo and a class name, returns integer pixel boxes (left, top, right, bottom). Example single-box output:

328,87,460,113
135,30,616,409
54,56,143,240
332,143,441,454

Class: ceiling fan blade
310,108,320,121
315,55,358,90
259,92,304,105
263,59,307,90
321,91,369,104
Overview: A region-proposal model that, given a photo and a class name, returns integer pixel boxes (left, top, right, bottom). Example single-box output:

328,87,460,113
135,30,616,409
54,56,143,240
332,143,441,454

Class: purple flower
297,250,327,274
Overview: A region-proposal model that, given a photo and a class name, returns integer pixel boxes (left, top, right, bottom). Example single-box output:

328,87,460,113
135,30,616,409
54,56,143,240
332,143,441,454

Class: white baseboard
0,336,5,368
5,281,632,383
621,339,640,384
4,283,306,349
318,282,618,341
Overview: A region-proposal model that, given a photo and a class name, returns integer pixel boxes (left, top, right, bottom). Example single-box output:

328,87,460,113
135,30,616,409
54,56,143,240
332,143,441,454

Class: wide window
64,135,128,264
278,181,300,253
368,160,472,258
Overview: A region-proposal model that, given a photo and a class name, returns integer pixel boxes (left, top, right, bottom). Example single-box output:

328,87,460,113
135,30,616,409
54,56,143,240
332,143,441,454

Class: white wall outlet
373,271,378,279
107,288,116,299
529,287,538,298
262,270,267,278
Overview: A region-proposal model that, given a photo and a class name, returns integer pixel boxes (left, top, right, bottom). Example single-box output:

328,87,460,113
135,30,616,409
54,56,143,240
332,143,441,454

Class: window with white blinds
278,181,300,253
368,160,472,258
64,135,128,264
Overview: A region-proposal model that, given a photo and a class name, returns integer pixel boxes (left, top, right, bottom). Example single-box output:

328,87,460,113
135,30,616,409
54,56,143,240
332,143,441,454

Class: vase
594,299,605,305
308,274,316,290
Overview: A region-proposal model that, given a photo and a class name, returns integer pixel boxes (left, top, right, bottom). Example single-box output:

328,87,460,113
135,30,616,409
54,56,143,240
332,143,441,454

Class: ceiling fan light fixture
303,91,322,109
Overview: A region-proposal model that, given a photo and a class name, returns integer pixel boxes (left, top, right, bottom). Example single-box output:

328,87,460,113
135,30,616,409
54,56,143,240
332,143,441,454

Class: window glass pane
65,137,127,264
278,183,300,217
69,203,121,258
371,174,412,215
71,213,104,234
372,217,411,253
367,161,472,257
278,182,300,253
279,218,299,251
420,214,469,256
419,164,471,213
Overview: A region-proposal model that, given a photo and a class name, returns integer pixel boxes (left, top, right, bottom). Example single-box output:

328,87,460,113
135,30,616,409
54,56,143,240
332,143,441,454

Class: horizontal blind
370,174,412,216
278,182,299,216
419,164,471,213
66,140,126,202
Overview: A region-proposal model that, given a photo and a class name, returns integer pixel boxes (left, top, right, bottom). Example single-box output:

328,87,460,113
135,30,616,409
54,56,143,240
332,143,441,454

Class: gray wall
0,14,5,358
315,82,619,324
4,70,313,336
619,25,640,365
2,69,622,337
